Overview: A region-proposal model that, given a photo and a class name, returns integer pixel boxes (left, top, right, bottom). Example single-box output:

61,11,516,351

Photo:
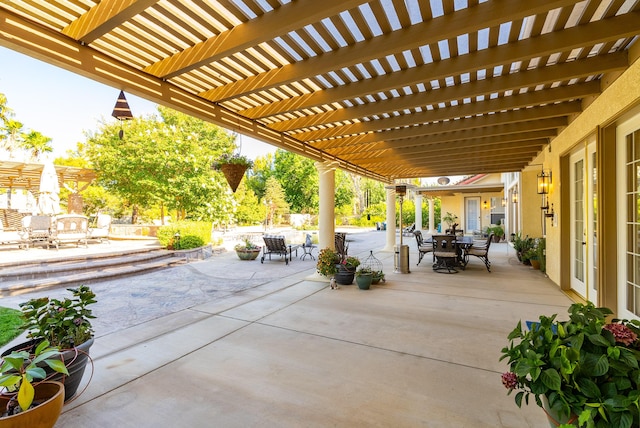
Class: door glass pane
466,198,479,232
574,159,584,282
592,152,598,294
626,131,640,316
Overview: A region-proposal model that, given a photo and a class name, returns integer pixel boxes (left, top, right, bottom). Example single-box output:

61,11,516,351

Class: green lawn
0,307,24,348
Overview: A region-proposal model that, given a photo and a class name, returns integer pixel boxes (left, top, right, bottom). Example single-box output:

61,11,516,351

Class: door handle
582,242,586,245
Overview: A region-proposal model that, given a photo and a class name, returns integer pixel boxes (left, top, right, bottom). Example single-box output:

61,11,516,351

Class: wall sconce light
501,197,506,207
537,169,552,194
482,200,488,210
512,192,518,204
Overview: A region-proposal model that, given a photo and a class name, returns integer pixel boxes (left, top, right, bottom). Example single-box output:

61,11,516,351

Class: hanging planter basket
220,163,248,192
213,154,253,193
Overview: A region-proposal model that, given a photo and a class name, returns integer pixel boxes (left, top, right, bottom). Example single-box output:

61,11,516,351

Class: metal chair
414,230,433,266
466,233,494,272
432,235,458,273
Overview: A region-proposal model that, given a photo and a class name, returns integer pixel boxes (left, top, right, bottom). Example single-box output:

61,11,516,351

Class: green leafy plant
342,256,360,271
0,340,68,416
355,266,373,277
19,286,96,349
211,153,254,170
512,233,535,263
500,302,640,428
234,236,260,251
173,234,205,250
317,248,339,277
442,212,458,228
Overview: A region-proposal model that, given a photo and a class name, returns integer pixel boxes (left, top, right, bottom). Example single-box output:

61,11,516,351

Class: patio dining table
425,235,474,269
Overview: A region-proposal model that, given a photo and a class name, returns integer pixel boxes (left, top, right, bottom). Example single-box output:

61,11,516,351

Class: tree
272,150,318,213
233,180,264,225
84,106,235,223
263,176,289,227
21,130,53,161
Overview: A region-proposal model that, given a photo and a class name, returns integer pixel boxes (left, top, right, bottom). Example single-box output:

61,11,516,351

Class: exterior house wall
520,48,640,313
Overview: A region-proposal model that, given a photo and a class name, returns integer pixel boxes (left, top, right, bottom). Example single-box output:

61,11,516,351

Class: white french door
465,197,480,233
569,139,597,301
617,113,640,320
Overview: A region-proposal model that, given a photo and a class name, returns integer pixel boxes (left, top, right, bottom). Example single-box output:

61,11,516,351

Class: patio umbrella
36,161,61,215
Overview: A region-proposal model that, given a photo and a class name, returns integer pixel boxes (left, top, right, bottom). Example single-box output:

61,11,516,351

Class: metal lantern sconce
512,191,518,204
537,169,554,218
537,169,551,195
482,200,488,210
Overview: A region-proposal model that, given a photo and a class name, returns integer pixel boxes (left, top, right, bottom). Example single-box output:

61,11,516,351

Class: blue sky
0,46,275,160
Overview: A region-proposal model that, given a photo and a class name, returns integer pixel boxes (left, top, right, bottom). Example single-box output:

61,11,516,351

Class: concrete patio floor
0,229,573,427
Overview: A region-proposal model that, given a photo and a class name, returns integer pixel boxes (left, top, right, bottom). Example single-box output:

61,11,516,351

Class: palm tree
21,130,53,161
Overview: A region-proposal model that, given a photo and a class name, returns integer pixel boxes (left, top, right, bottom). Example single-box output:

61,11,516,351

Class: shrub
174,235,204,250
157,221,211,248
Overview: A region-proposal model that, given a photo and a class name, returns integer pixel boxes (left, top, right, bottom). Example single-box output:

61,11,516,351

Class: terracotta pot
531,259,541,270
0,381,64,428
220,163,249,192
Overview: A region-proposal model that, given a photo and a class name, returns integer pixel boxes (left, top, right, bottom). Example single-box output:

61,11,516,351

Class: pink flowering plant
500,302,640,428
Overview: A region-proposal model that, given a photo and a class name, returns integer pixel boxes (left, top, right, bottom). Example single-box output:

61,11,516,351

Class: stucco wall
526,54,640,289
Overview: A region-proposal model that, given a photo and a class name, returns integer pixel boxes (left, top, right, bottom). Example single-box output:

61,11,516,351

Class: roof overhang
416,184,505,197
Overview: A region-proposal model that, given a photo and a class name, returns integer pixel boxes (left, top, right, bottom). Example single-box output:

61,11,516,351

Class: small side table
300,243,316,260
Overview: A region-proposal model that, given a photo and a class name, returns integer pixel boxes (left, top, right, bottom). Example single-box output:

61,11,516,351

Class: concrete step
0,248,187,297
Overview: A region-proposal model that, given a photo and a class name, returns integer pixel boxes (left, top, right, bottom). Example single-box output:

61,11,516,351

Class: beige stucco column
428,197,435,234
315,161,336,250
415,193,423,232
383,187,396,252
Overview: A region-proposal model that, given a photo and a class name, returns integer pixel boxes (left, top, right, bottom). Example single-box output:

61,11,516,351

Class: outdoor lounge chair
88,214,111,243
432,235,459,274
466,233,494,272
261,235,299,265
414,230,433,266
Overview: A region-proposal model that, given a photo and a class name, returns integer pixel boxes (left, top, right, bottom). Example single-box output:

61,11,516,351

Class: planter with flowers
0,340,68,426
317,248,339,279
3,286,96,402
500,302,640,427
334,256,360,285
212,153,254,193
234,236,261,260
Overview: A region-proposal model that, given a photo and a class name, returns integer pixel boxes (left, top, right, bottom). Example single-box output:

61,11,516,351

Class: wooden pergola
0,1,639,181
0,161,96,190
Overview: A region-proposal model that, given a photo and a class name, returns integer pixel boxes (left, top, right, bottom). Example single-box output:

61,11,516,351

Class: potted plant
355,266,373,290
234,236,261,260
500,302,640,427
487,225,504,242
372,270,385,285
525,247,540,269
316,248,339,278
5,286,96,402
212,153,254,193
0,340,68,426
335,256,360,285
442,212,458,231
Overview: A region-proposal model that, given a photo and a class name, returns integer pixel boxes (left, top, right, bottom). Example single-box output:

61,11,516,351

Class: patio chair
402,223,416,236
261,235,299,265
88,214,111,243
51,215,89,249
335,232,348,261
27,215,55,249
432,235,458,274
466,233,494,272
414,230,433,266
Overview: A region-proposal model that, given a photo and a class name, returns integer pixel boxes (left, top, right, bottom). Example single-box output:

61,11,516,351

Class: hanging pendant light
111,90,133,139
